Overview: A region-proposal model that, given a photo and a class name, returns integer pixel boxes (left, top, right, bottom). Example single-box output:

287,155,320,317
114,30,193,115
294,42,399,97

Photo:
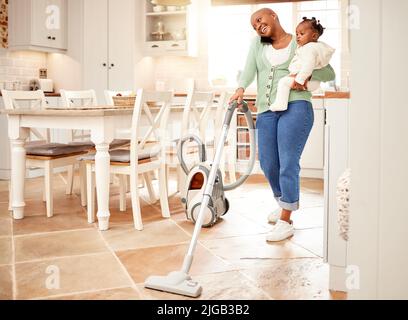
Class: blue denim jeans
256,100,314,211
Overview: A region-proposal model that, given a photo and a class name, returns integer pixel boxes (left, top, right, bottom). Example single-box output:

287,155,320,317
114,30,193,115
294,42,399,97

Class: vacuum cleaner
144,100,256,298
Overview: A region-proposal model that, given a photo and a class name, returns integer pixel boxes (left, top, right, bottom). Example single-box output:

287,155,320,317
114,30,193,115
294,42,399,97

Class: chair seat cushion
80,148,160,163
25,143,91,156
68,139,130,150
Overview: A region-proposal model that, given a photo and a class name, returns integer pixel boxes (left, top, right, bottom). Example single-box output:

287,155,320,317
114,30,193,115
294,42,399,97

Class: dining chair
2,90,90,217
214,91,237,183
168,88,220,193
60,89,130,205
60,89,97,143
84,89,173,230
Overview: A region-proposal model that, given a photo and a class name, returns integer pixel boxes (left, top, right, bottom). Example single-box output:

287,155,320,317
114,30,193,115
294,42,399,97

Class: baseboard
300,168,324,179
329,265,348,292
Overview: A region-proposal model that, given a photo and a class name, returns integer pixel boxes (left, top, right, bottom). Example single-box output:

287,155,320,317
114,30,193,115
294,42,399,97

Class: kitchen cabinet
300,98,325,178
82,0,137,102
8,0,67,52
143,0,198,57
323,98,350,292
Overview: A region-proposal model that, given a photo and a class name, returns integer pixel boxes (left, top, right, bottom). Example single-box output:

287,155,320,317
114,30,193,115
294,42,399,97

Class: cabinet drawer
145,41,166,54
166,41,187,51
144,41,187,54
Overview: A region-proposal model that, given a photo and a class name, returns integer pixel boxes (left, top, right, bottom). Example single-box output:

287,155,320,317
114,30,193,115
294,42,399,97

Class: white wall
348,0,408,299
0,49,47,88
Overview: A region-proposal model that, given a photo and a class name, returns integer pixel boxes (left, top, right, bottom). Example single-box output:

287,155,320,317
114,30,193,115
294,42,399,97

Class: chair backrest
130,89,173,166
1,90,50,142
60,89,98,108
180,88,216,143
213,91,235,149
60,89,97,141
104,90,134,106
1,89,47,110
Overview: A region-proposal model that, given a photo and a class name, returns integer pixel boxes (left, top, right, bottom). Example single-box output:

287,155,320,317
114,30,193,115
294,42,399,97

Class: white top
263,43,292,67
289,41,335,85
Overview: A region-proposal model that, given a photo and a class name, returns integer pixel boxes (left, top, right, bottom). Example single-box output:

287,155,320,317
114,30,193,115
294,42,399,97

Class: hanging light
151,0,191,6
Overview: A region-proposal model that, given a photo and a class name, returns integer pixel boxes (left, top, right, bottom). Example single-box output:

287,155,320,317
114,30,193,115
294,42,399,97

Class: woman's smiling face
251,9,276,38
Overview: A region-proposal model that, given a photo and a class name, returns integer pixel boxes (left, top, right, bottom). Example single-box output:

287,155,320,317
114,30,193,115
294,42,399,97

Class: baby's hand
289,74,308,91
291,81,307,91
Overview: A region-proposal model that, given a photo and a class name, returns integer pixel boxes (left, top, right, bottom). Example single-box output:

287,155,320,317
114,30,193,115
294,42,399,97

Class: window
208,0,342,89
296,0,341,87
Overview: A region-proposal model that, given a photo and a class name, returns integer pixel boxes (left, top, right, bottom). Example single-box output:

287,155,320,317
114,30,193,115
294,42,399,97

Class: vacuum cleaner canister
181,161,229,227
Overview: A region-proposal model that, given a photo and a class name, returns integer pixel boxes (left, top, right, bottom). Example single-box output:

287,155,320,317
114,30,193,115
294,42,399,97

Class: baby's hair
301,17,325,37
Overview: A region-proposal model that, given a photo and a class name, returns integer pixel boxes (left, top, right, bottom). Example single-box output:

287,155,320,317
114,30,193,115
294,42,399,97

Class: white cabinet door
83,0,109,103
324,99,349,267
9,0,67,52
31,0,67,50
108,0,135,92
300,99,325,171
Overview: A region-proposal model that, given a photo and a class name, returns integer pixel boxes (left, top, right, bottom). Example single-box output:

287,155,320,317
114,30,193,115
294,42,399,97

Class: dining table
1,106,136,231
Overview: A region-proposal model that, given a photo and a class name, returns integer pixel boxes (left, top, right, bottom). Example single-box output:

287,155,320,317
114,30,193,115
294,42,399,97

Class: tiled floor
0,171,347,300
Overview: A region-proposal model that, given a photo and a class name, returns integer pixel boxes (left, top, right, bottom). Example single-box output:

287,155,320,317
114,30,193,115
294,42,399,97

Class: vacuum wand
144,100,255,298
181,121,231,273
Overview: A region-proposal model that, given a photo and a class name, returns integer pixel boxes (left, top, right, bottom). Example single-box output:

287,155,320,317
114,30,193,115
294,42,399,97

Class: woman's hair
301,17,325,37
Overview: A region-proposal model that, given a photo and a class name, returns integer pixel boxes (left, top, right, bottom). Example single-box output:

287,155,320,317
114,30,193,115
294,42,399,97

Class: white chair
2,90,90,217
85,89,173,230
60,89,97,142
214,91,237,183
174,90,237,187
167,89,216,192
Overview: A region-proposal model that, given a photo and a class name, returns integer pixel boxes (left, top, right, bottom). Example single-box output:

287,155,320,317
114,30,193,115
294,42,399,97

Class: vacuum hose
177,100,256,192
223,101,256,191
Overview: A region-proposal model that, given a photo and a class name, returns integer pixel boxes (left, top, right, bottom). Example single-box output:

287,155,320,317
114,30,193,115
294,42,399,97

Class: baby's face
296,22,318,46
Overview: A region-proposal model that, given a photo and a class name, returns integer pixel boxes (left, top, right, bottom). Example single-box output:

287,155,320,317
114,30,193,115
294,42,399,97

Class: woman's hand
229,87,245,105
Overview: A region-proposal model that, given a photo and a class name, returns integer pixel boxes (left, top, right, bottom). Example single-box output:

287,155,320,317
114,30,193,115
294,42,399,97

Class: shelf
146,11,187,16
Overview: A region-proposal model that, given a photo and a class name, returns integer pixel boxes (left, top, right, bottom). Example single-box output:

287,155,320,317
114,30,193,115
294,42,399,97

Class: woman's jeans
256,100,314,211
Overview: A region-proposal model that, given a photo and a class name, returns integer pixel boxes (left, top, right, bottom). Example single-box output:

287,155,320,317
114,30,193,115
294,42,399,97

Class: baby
269,17,335,112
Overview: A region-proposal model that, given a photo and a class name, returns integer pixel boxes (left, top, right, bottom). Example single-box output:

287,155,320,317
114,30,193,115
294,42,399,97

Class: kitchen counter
243,91,350,100
0,92,61,97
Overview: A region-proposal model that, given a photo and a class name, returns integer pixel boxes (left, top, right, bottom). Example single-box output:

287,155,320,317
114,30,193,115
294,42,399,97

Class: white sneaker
266,220,294,242
267,209,281,224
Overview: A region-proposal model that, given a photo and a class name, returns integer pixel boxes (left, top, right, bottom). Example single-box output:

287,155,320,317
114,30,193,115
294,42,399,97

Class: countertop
0,91,350,99
0,92,61,97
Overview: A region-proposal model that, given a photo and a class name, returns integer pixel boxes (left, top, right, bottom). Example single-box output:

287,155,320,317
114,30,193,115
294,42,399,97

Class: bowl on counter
153,5,165,12
166,5,178,11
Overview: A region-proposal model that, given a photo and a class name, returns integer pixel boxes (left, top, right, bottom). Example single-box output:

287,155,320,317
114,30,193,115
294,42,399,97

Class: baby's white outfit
269,41,335,112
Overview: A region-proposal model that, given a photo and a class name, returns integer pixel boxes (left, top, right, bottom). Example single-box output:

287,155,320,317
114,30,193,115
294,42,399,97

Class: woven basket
112,96,136,107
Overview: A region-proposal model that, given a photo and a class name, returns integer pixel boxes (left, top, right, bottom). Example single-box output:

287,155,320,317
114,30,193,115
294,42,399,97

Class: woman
230,8,335,242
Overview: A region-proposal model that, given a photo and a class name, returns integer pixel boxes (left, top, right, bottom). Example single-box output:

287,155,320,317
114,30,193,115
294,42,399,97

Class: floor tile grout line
13,227,97,239
30,285,133,300
96,228,143,298
14,251,111,266
112,239,191,254
288,239,322,259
